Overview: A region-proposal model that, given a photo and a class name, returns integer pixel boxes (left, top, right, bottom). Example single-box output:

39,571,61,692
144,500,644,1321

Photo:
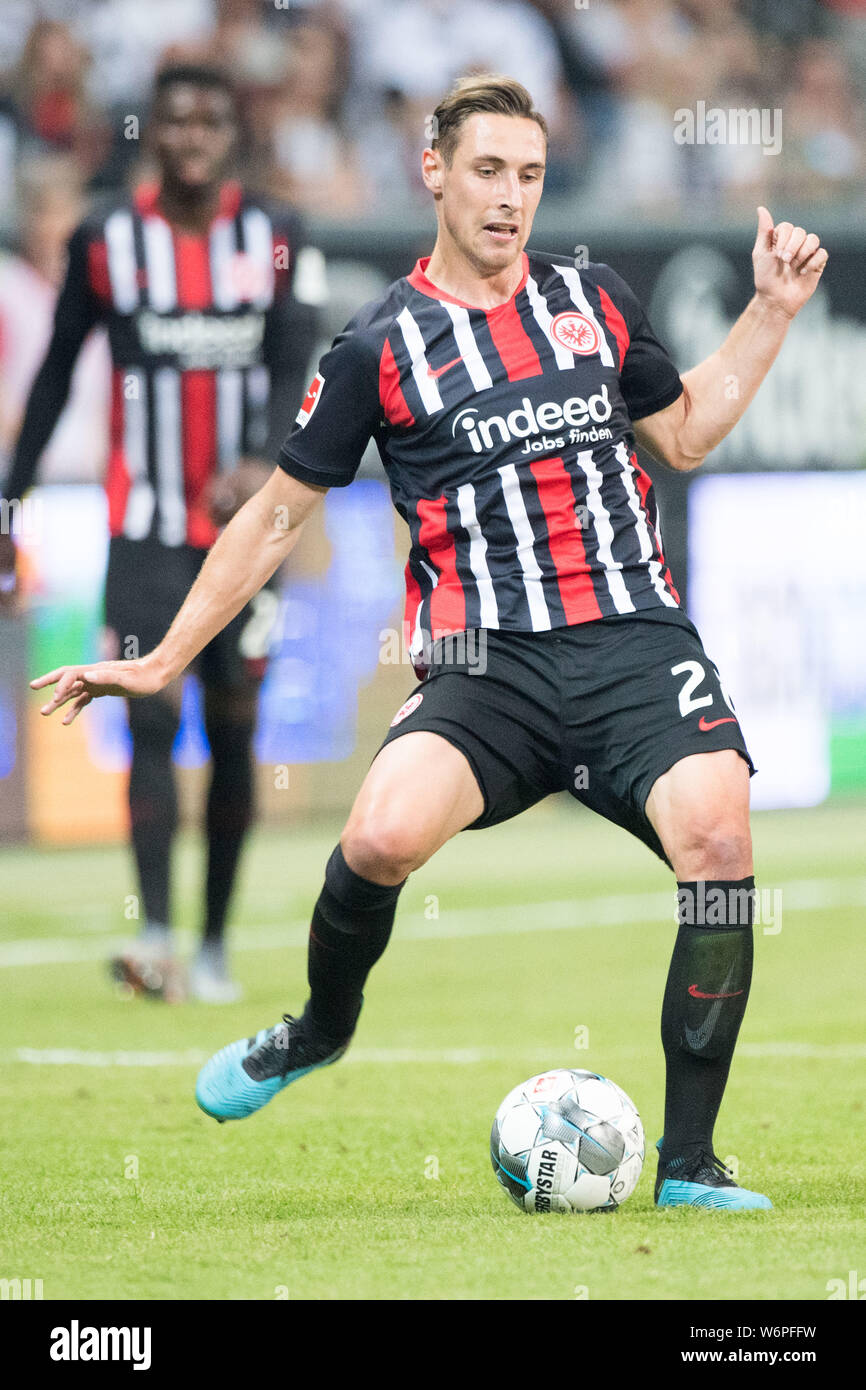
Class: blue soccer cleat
195,1013,348,1122
654,1139,773,1210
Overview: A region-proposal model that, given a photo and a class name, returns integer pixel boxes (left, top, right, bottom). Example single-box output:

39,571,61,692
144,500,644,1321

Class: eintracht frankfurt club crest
550,311,600,356
390,693,423,726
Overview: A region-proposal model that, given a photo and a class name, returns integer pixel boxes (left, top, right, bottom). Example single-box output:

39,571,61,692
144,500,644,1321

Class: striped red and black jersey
279,250,685,659
6,181,323,549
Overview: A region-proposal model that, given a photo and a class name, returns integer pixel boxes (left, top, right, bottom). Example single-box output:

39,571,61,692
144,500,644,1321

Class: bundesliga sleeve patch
295,371,324,427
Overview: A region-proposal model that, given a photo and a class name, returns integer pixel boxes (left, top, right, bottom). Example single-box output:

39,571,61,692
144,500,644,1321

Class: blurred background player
0,61,325,1001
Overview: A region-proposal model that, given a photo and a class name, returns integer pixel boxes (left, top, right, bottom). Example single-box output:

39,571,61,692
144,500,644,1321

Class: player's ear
422,147,444,197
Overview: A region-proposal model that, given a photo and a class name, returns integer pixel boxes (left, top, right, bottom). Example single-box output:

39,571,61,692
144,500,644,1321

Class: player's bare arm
31,468,327,723
635,206,828,471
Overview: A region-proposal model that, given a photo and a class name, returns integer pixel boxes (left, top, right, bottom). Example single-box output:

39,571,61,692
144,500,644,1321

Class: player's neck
423,240,526,309
156,182,222,235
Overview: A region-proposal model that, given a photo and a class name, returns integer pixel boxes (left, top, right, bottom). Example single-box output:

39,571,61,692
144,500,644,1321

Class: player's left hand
205,458,274,528
752,206,828,319
30,656,169,725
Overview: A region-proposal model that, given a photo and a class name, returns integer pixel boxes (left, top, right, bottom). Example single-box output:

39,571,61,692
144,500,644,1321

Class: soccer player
32,76,828,1208
2,63,324,1002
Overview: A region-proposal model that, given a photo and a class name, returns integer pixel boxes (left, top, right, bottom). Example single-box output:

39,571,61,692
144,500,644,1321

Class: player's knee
206,717,255,769
672,818,752,880
127,694,180,749
204,686,258,728
128,698,179,811
341,813,431,884
128,700,179,832
205,717,255,833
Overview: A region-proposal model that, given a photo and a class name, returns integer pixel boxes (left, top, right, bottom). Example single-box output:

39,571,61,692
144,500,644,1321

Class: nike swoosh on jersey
426,355,463,379
698,715,737,732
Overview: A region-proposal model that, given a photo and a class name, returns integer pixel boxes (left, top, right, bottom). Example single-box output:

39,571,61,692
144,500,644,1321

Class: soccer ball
490,1069,645,1213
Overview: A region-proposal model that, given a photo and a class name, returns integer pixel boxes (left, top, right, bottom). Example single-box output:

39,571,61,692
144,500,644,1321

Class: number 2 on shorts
671,659,736,719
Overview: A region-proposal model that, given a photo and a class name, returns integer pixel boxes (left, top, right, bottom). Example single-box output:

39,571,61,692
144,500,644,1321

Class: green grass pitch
1,799,864,1301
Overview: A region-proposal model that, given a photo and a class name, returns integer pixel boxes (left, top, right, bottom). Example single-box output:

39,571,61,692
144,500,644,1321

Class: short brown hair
431,74,548,165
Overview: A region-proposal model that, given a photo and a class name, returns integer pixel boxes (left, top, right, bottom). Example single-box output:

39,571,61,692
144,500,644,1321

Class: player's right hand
0,532,18,611
30,657,168,725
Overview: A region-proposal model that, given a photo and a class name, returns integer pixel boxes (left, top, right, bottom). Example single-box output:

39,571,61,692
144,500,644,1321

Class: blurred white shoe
189,944,243,1004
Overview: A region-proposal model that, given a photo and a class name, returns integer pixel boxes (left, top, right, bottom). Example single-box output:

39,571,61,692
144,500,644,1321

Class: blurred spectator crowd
0,0,864,235
1,0,863,482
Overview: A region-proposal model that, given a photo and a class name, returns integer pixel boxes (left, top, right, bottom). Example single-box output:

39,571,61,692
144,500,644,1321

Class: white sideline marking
14,1047,210,1068
8,1045,552,1069
8,1042,866,1068
1,876,865,969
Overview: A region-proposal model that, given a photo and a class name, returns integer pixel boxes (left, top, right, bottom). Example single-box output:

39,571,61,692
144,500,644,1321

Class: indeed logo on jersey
137,310,265,367
452,384,613,454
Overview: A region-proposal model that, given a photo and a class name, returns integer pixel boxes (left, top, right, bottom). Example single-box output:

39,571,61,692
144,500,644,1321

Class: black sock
660,878,755,1164
304,844,405,1042
127,698,180,929
202,719,255,946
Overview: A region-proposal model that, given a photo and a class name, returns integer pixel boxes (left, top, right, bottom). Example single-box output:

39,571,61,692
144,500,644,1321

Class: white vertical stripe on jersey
456,483,499,628
217,370,244,472
614,441,678,607
209,216,239,311
409,559,440,660
440,302,494,391
396,307,444,415
141,217,176,312
418,558,439,588
104,210,139,313
555,266,615,369
576,447,635,613
525,274,575,370
497,463,551,630
153,368,187,546
240,207,276,309
121,368,155,540
292,244,328,306
245,364,270,453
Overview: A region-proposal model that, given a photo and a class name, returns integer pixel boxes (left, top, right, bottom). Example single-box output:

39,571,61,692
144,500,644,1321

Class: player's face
432,114,546,275
152,84,237,192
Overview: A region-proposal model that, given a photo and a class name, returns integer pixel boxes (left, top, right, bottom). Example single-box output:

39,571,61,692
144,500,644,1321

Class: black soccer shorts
378,614,755,865
103,535,279,691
